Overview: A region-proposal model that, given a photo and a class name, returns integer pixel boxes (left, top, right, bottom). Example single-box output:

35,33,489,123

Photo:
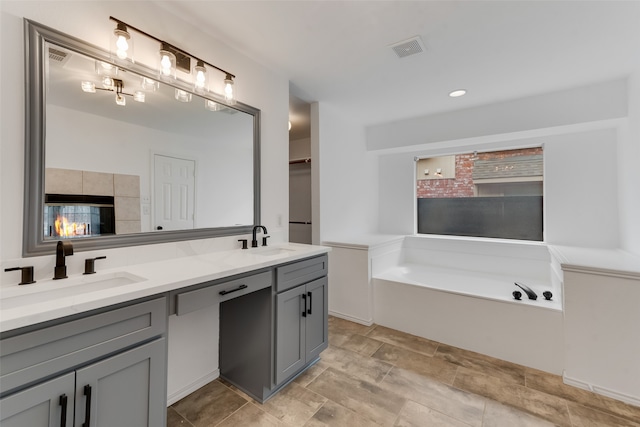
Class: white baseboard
167,369,220,406
328,310,373,326
563,373,640,407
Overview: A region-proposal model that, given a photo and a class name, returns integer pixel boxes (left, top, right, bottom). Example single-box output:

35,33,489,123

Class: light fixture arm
109,16,235,79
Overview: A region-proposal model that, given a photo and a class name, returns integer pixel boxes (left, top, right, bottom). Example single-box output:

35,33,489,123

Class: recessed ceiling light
449,89,467,98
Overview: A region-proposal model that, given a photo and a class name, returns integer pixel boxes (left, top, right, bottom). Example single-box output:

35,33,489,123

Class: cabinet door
0,372,74,427
305,277,328,362
74,338,166,427
275,285,306,385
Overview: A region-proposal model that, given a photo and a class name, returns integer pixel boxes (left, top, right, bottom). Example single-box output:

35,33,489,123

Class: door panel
305,277,328,361
154,154,195,231
275,286,306,385
0,372,74,427
75,339,166,427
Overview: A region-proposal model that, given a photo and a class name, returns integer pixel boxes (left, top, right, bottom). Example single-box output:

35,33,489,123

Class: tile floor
167,317,640,427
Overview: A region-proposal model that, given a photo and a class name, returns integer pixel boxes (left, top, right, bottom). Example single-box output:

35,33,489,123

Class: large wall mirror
23,20,260,256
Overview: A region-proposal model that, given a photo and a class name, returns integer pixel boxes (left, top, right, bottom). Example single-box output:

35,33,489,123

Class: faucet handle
4,266,36,285
238,239,248,250
262,236,270,247
84,256,107,275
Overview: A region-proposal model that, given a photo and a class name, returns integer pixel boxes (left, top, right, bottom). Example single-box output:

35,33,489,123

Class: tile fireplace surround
45,167,141,235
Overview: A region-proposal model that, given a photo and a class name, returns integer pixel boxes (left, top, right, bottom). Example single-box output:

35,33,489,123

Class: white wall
0,0,288,403
620,72,640,255
316,102,377,241
373,81,627,249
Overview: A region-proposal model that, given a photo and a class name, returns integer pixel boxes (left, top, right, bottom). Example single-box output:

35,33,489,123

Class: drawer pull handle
83,384,92,427
302,293,307,317
59,394,68,427
219,284,247,295
307,291,312,315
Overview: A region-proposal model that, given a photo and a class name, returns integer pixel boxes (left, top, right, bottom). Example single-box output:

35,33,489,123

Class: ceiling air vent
390,36,425,59
48,46,70,65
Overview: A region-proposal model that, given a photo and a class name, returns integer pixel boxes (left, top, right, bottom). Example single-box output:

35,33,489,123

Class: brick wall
417,148,543,198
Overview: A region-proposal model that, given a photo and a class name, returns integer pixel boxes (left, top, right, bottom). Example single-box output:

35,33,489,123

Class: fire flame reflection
54,215,87,237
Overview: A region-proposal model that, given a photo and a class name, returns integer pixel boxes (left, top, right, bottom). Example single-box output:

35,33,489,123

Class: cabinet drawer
276,255,328,293
175,271,272,316
0,297,166,396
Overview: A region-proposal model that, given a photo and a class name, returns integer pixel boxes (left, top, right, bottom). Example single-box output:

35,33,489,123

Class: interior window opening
416,147,543,241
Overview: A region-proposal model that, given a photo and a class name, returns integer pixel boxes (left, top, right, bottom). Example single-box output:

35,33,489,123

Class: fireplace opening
44,194,115,239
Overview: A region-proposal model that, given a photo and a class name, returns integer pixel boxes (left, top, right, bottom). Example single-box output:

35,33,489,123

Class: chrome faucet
251,225,268,248
54,240,74,279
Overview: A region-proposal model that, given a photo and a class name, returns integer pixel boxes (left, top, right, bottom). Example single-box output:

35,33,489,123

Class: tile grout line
168,406,196,427
212,400,251,427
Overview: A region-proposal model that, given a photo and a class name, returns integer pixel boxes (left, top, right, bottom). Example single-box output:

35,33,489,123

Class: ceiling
157,1,640,140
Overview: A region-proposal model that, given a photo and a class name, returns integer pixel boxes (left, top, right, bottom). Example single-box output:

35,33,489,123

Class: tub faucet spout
514,282,537,300
54,240,74,280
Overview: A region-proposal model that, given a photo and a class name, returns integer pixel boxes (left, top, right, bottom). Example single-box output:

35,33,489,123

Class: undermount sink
0,272,146,310
253,247,296,257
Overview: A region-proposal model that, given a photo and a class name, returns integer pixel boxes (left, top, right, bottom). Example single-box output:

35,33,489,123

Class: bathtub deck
374,263,561,311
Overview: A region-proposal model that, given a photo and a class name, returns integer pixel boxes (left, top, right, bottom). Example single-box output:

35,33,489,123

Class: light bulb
102,77,114,89
158,48,176,80
81,81,96,93
116,35,128,59
115,93,126,106
223,74,235,104
195,71,206,87
160,55,172,74
113,23,132,61
193,60,207,92
133,91,145,102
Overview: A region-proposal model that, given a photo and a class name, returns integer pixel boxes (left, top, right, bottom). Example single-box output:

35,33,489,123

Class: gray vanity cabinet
0,297,167,427
275,255,328,385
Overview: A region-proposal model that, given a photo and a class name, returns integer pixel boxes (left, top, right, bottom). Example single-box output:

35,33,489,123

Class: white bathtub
376,263,561,310
372,262,564,373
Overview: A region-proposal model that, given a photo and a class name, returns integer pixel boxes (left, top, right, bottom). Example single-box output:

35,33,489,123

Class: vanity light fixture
112,22,132,61
80,78,144,106
109,17,238,106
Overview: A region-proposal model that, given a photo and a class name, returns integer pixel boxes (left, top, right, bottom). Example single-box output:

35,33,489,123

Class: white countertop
0,243,330,333
549,245,640,280
322,234,405,250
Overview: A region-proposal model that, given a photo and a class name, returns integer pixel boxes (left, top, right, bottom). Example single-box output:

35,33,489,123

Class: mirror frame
23,19,261,256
